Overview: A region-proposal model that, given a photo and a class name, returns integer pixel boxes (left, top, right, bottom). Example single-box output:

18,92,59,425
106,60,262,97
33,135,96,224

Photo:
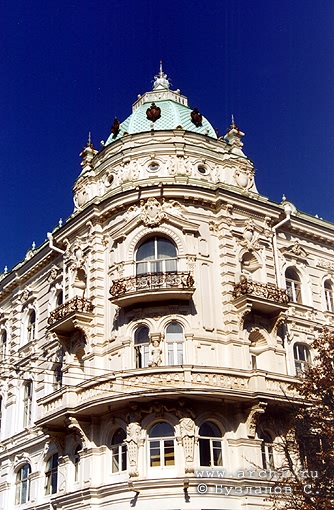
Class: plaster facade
0,67,333,510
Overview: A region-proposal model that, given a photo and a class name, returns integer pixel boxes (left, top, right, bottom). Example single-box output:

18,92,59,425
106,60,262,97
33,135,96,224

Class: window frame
15,463,31,505
293,343,311,375
135,236,177,276
134,326,150,368
324,279,334,312
285,268,302,304
111,428,127,473
149,422,175,468
23,380,33,428
45,452,58,495
259,431,275,470
198,421,223,467
165,322,184,366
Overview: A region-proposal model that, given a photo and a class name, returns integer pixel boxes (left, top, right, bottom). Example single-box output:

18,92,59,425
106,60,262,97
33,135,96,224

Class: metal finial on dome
153,61,170,90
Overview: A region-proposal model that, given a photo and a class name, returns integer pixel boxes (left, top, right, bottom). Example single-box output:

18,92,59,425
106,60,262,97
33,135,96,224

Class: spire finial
87,131,93,148
153,61,170,90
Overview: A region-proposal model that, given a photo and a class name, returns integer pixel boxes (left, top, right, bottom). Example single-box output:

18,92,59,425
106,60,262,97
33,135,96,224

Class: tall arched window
285,268,302,303
149,422,175,467
1,330,7,361
134,326,150,368
136,237,177,275
45,453,58,495
259,431,275,470
15,463,31,504
27,310,36,342
165,322,184,365
23,380,32,427
324,280,334,312
293,343,310,374
199,422,223,467
111,428,127,473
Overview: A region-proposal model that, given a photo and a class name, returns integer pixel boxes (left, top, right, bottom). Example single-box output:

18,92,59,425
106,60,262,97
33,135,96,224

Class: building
0,65,333,510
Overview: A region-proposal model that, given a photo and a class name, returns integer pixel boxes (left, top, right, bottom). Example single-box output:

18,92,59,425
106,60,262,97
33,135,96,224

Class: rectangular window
45,453,58,495
23,381,32,427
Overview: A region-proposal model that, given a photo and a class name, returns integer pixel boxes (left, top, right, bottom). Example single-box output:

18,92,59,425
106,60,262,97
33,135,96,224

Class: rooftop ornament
153,60,170,90
146,102,161,122
191,108,203,127
111,117,120,137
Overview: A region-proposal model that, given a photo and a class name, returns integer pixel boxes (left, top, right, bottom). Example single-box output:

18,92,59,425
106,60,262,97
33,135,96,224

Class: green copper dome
105,65,217,145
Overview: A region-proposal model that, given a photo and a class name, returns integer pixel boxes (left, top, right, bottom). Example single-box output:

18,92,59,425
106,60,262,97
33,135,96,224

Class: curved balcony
233,277,289,316
48,296,94,336
37,366,299,427
109,271,195,307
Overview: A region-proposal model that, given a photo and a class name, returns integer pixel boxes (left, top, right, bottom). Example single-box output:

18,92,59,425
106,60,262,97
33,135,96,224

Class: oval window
148,162,160,172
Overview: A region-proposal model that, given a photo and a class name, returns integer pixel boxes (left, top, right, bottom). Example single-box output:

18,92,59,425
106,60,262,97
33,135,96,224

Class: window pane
164,440,175,465
157,238,176,259
212,440,223,466
150,422,174,438
199,437,210,466
150,441,160,466
137,239,155,261
134,327,149,345
199,422,221,437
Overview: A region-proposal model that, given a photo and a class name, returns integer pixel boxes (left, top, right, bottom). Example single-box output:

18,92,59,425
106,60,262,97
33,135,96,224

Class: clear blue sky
0,0,333,271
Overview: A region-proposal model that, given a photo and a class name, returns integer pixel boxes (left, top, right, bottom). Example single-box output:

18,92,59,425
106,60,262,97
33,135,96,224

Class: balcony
48,296,94,336
109,271,195,307
233,277,289,316
37,366,300,427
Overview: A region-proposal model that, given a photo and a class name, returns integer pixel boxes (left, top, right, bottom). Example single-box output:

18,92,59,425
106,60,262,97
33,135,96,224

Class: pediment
280,241,308,260
110,198,199,241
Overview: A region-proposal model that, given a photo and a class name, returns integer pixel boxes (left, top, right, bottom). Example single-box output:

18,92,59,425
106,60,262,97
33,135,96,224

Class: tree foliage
271,327,334,510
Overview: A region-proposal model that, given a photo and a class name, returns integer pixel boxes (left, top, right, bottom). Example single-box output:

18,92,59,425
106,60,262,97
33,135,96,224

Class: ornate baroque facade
0,66,334,509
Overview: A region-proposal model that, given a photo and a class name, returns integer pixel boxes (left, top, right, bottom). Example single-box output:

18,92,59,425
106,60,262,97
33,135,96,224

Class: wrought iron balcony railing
109,271,195,306
233,277,289,314
48,296,94,326
233,278,289,304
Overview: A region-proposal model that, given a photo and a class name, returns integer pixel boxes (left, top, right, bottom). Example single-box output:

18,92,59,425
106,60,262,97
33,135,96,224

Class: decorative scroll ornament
190,108,203,127
146,102,161,122
246,402,267,438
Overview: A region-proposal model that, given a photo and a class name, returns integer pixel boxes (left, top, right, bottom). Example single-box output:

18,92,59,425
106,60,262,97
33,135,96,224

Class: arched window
1,330,7,361
285,268,302,303
259,431,275,470
23,380,32,427
15,463,31,504
111,428,127,473
293,343,310,374
324,280,334,312
134,326,150,368
136,237,177,275
165,322,184,365
149,422,175,467
27,310,36,342
199,422,223,467
45,453,58,495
